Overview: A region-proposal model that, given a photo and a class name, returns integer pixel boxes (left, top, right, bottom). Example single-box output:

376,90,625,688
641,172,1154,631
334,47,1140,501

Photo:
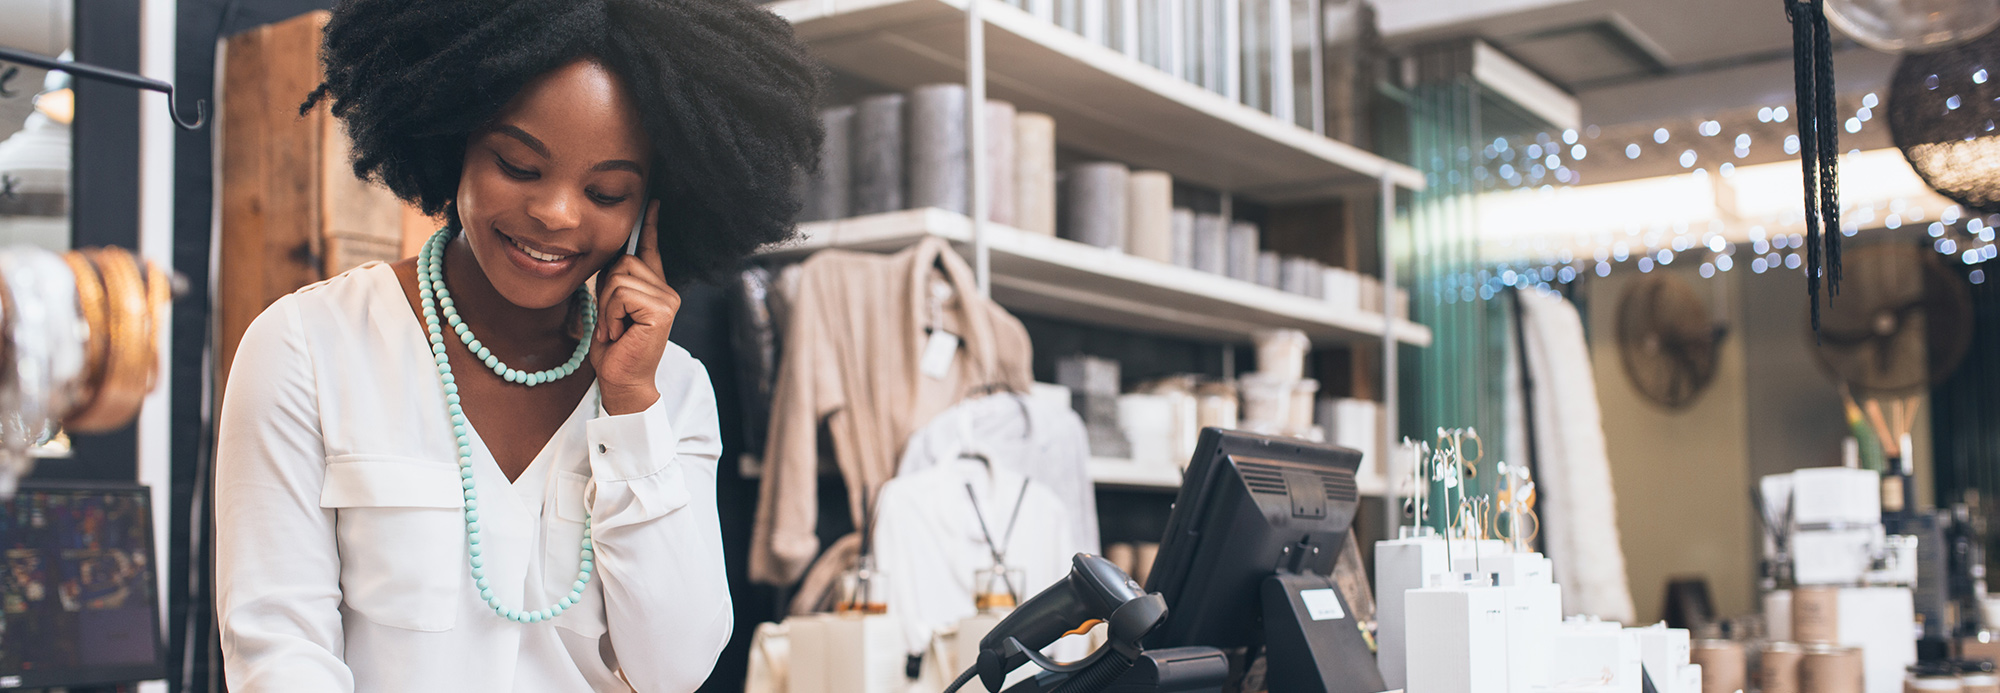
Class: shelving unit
762,208,1432,346
772,0,1425,501
768,0,1424,200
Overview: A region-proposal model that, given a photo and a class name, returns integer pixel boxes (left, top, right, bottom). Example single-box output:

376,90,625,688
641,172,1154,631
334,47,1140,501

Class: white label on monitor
1299,588,1346,621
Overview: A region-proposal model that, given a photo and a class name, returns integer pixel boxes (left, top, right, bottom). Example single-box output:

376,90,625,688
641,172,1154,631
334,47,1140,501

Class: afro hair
303,0,826,284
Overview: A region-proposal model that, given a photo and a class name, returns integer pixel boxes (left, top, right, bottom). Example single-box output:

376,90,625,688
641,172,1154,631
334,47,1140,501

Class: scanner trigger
1062,619,1103,638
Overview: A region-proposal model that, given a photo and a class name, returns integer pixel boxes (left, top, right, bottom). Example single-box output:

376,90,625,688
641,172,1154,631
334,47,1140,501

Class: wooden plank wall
217,10,411,389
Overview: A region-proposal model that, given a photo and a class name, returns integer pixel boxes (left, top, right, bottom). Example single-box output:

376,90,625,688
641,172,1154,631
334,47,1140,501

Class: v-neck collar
364,262,599,496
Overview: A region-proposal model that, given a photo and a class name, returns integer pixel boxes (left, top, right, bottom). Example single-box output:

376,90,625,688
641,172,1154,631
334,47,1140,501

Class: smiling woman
210,1,823,692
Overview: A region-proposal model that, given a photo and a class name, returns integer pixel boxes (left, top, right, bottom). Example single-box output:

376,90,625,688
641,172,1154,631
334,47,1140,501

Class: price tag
920,330,959,379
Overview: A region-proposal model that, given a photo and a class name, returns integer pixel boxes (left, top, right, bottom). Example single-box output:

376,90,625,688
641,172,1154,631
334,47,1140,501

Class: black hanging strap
1784,0,1842,333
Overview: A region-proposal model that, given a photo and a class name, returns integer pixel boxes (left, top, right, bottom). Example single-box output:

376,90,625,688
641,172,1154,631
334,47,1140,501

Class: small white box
1550,619,1641,691
1454,552,1553,587
1116,394,1175,468
1375,536,1448,689
1790,467,1882,526
785,614,906,693
1407,584,1512,693
1673,664,1702,693
1629,623,1692,693
1792,526,1882,585
1505,583,1561,693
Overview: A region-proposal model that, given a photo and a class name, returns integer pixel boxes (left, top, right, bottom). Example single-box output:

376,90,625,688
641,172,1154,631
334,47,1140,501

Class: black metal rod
0,46,207,130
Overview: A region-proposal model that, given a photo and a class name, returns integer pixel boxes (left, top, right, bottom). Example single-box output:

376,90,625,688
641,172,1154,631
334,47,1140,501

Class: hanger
0,47,207,130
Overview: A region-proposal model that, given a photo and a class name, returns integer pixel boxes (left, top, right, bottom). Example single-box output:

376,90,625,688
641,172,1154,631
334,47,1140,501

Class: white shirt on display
213,263,731,692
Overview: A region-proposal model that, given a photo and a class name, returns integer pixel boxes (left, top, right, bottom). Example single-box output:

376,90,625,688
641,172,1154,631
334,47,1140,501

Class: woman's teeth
511,237,568,262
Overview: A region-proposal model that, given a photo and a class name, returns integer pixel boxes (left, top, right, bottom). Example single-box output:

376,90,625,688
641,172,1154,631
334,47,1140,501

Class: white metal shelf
763,208,1433,347
768,0,1425,201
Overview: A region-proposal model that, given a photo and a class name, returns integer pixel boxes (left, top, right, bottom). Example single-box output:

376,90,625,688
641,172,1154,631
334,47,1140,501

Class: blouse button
597,443,609,454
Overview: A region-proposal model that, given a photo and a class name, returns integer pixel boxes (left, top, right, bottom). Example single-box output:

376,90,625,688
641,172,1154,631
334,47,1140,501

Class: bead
468,522,480,533
442,372,455,384
581,549,593,560
476,346,490,359
446,394,460,405
481,588,494,600
574,580,588,592
560,595,575,608
488,597,502,609
469,544,482,557
462,479,475,490
471,556,484,569
581,559,593,572
465,510,479,522
540,609,553,621
475,576,488,590
450,406,463,418
460,468,473,480
465,499,478,510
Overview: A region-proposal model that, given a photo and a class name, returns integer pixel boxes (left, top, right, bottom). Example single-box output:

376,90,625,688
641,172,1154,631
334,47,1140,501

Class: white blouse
214,263,730,692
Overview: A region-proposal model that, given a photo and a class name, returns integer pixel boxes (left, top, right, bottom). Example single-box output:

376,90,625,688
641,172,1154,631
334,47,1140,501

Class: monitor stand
1261,571,1390,693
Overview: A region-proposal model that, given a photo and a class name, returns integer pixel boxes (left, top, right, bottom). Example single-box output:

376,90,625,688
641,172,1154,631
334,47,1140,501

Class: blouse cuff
586,398,676,483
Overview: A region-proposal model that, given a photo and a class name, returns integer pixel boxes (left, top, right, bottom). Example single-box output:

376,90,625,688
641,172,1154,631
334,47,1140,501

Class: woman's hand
591,200,680,416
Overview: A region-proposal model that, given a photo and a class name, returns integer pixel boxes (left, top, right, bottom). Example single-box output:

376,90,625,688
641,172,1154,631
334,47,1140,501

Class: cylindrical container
1062,162,1130,249
1237,373,1291,435
985,100,1018,226
1133,543,1160,587
1170,208,1196,267
1961,659,1999,693
1126,171,1174,263
1286,379,1320,437
908,84,968,214
1910,661,1967,692
1192,213,1227,274
1226,221,1259,281
1798,644,1864,693
1014,112,1058,235
1254,329,1310,381
1195,381,1238,432
1691,639,1746,693
800,105,854,222
1794,585,1841,643
1256,250,1281,288
850,93,907,215
1762,642,1803,693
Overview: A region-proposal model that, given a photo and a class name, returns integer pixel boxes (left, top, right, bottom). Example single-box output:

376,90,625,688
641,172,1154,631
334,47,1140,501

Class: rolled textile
908,84,968,214
1126,171,1174,263
1192,213,1227,274
800,105,854,222
1170,208,1195,267
1062,162,1129,250
1014,112,1058,235
1226,221,1260,281
986,100,1018,226
851,93,907,215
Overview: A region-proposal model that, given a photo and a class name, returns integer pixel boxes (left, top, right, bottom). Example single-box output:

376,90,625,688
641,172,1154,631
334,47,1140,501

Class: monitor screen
1143,428,1365,650
0,482,161,688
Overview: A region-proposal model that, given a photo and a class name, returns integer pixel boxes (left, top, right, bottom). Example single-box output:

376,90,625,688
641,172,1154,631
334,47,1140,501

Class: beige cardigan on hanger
750,237,1034,587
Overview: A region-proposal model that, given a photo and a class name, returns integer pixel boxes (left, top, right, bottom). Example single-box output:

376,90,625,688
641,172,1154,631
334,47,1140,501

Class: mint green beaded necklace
418,227,596,624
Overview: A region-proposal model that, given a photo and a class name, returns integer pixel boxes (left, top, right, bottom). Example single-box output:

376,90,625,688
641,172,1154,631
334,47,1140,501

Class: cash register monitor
0,482,164,688
1142,428,1384,693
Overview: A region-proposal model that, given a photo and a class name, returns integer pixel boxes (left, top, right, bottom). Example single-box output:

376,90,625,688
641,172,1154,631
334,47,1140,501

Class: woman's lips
498,230,580,278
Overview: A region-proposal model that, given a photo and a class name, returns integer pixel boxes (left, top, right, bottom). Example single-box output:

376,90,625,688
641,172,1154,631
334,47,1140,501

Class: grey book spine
850,93,907,215
907,83,969,214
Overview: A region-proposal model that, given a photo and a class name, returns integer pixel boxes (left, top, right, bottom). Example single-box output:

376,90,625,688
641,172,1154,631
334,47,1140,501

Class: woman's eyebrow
495,124,549,158
590,159,644,174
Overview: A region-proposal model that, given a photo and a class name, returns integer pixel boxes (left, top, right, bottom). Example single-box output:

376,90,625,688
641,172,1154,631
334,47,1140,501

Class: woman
213,1,822,690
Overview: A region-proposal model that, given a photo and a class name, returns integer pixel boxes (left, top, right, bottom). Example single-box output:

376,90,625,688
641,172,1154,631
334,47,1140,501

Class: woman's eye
588,190,630,206
495,156,537,180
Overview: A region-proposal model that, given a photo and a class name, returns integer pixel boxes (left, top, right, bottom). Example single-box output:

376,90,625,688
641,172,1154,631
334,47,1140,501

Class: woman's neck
441,233,578,361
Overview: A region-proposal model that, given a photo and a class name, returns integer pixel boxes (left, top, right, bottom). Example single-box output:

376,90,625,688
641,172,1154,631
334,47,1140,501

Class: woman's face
456,58,652,310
